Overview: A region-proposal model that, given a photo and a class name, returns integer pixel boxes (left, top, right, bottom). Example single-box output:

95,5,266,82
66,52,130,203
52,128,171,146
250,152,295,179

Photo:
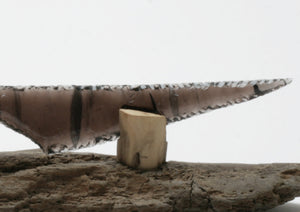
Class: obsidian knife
0,78,291,153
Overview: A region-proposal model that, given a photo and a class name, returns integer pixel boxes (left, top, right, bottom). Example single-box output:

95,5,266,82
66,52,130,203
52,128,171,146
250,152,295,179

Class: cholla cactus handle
0,78,291,153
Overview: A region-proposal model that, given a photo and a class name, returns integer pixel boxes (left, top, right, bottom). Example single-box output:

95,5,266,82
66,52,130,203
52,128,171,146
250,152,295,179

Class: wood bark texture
0,149,299,212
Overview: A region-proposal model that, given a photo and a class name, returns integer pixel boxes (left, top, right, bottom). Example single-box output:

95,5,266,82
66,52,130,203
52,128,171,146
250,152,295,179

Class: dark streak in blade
253,85,267,96
14,89,22,121
169,88,179,117
149,93,161,115
86,86,94,128
70,86,82,148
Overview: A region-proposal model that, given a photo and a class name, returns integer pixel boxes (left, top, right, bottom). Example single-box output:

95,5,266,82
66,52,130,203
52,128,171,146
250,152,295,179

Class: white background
0,1,299,210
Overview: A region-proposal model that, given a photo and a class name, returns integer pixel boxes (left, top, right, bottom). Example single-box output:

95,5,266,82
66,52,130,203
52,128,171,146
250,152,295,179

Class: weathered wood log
0,149,299,212
117,109,167,170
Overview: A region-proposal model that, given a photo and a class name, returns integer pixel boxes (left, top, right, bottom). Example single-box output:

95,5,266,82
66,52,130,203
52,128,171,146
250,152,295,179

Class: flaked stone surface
0,149,299,212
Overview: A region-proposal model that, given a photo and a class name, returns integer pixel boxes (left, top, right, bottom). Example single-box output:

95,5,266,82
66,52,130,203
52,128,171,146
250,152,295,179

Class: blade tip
284,78,293,85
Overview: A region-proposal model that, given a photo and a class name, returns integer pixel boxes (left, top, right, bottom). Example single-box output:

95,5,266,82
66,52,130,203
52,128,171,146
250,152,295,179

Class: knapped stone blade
0,78,292,153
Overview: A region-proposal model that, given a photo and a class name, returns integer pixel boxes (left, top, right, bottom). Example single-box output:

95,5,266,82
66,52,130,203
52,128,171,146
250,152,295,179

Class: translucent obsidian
0,79,290,153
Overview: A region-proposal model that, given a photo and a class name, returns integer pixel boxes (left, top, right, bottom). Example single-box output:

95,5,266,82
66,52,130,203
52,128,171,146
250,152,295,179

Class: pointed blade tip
284,78,293,85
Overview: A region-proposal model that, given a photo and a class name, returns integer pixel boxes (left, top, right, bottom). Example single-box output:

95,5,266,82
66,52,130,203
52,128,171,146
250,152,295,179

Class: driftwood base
0,149,299,212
